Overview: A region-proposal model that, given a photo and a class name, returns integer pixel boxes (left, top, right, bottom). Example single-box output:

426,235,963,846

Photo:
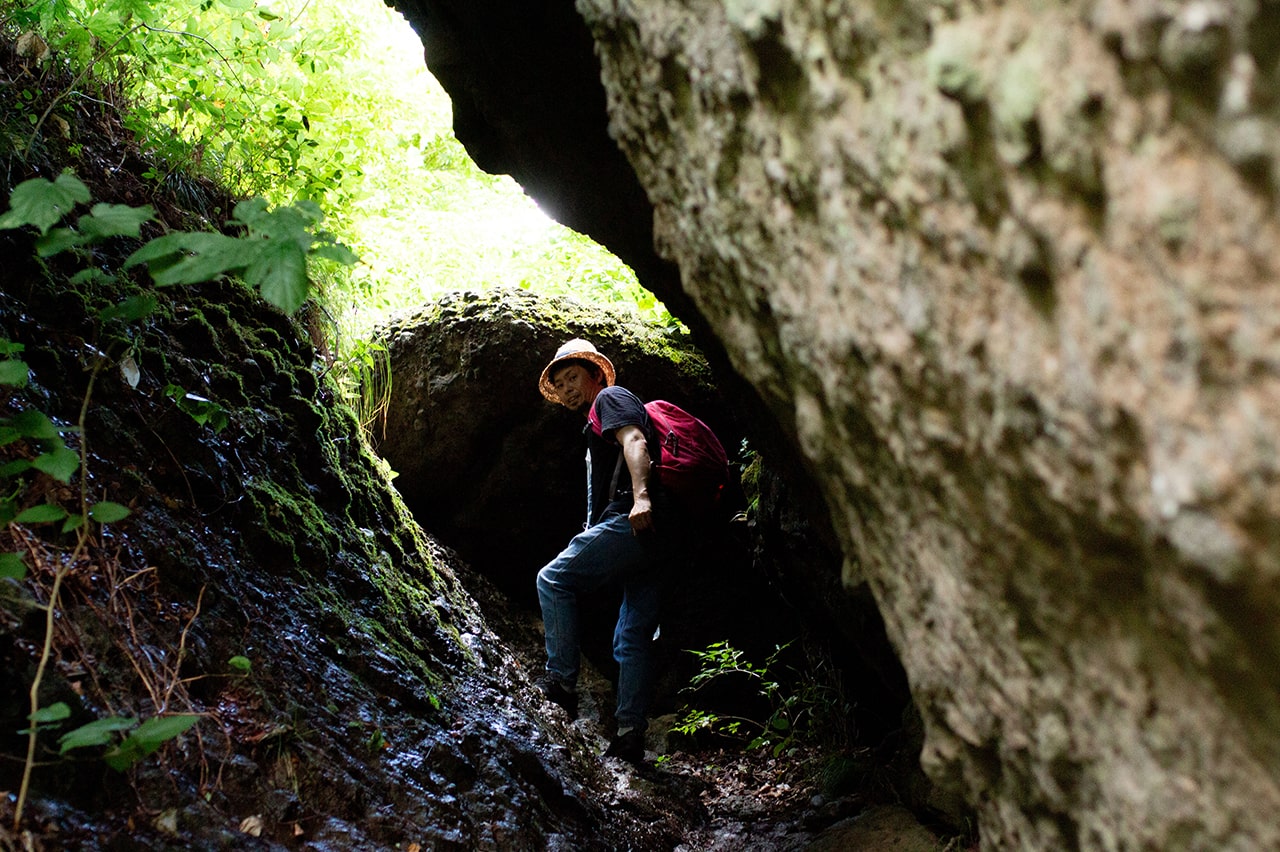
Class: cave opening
380,0,932,830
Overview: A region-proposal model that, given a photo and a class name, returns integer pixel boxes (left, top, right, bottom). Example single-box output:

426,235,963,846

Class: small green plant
674,639,853,758
44,707,201,770
124,196,357,314
164,384,229,433
3,342,131,830
227,655,252,675
0,173,356,315
328,335,392,443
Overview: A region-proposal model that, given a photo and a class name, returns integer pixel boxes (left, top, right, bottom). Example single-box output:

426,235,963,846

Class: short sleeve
593,386,647,441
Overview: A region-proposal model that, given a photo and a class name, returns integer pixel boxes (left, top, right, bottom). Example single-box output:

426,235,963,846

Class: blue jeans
537,510,662,730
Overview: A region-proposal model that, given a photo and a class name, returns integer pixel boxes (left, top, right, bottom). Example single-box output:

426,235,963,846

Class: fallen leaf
51,115,70,139
293,823,304,837
120,356,140,388
15,31,50,63
239,815,263,837
407,844,421,852
154,809,179,837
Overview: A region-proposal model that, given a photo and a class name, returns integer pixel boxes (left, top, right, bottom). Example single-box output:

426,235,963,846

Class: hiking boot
536,677,578,720
604,728,645,763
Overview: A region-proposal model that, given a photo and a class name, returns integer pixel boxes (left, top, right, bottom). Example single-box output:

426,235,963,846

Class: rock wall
392,0,1280,846
577,1,1280,848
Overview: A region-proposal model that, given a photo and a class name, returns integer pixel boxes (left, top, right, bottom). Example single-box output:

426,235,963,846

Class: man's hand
629,493,655,535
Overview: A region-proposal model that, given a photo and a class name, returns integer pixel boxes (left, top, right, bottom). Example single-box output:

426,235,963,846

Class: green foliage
55,712,201,770
331,336,391,443
0,396,85,527
0,551,26,579
0,359,29,386
164,384,228,433
88,501,131,523
0,172,91,234
0,173,354,315
125,197,356,313
56,715,136,752
37,201,155,257
18,701,71,735
227,655,252,674
8,0,664,347
675,640,854,758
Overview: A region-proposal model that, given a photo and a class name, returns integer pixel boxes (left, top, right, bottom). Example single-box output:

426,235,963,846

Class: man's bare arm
616,424,654,534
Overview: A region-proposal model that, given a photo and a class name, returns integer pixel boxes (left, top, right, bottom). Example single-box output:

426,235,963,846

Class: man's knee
536,562,557,596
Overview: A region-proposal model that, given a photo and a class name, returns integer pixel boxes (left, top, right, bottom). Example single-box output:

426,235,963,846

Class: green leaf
245,238,308,313
30,702,72,724
32,447,79,483
77,203,154,240
11,410,57,440
0,174,90,235
310,242,358,266
227,655,252,673
104,714,200,770
0,500,15,525
35,227,86,257
98,294,158,323
62,514,85,534
0,341,23,357
125,232,248,285
88,501,131,523
0,360,29,386
15,504,68,523
227,197,271,230
0,551,25,580
0,458,31,476
59,716,137,753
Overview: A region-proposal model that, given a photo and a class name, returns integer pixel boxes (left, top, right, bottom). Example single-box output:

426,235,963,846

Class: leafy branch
0,172,356,313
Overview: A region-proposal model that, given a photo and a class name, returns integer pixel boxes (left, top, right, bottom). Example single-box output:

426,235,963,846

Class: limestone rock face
574,2,1280,848
390,0,1280,847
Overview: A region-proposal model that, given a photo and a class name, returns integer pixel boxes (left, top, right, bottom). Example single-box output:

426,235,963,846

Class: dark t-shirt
585,385,657,526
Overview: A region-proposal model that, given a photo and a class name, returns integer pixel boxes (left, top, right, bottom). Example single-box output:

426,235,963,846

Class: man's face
551,363,605,414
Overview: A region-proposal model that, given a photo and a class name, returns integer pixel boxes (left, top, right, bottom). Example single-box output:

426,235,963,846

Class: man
535,338,666,763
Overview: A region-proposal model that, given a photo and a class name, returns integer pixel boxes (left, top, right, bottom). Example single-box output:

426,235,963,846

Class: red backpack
589,399,729,516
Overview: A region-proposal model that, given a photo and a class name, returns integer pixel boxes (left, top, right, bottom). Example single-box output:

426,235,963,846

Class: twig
161,585,204,712
12,354,107,831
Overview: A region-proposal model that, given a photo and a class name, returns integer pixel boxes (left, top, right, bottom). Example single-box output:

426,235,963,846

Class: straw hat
538,339,616,401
